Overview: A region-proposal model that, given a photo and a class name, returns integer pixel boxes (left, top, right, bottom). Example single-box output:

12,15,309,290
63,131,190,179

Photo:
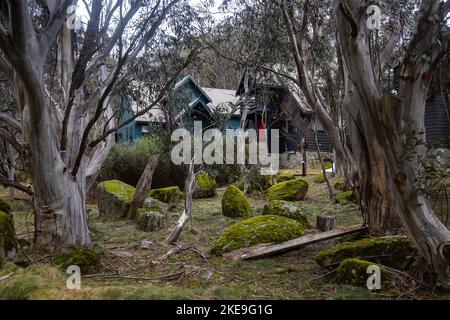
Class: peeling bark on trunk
336,0,450,287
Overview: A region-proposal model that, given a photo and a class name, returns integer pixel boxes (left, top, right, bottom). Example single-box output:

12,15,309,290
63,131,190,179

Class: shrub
211,215,305,255
99,136,185,189
221,184,252,218
265,178,309,201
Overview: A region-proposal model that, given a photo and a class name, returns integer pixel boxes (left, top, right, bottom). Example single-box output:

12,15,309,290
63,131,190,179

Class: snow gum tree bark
0,0,185,251
336,0,450,287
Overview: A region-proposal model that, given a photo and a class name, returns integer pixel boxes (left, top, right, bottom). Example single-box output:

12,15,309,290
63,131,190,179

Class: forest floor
1,172,450,300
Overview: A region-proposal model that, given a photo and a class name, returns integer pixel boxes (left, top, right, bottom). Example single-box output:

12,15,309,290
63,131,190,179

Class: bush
211,215,305,255
262,200,310,228
193,173,217,199
325,162,333,170
265,178,309,201
221,184,252,218
100,136,185,189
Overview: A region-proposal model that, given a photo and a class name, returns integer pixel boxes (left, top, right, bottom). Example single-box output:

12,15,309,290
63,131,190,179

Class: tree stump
316,215,336,232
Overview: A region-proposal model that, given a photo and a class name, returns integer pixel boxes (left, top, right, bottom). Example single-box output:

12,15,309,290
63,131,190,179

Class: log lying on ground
223,224,367,261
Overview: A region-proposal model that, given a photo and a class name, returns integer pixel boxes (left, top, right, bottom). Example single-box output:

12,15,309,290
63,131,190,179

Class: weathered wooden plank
223,224,367,261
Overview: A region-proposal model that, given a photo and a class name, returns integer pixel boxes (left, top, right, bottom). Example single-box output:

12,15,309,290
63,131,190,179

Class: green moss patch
53,246,101,274
316,236,417,269
97,180,136,217
336,259,394,289
268,173,296,186
262,200,310,228
221,184,252,218
265,178,309,201
0,199,11,214
136,209,165,232
333,178,346,191
149,186,182,207
211,215,305,255
335,191,357,204
193,173,218,199
314,173,326,184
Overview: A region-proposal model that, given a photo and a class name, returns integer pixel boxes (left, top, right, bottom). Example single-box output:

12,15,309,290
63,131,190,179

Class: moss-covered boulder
0,211,17,263
193,173,217,199
211,215,305,255
316,236,417,269
265,178,309,201
136,210,165,232
143,197,168,214
97,180,135,218
222,184,252,218
335,191,357,204
336,258,394,289
0,199,11,214
262,200,310,228
53,246,101,273
268,173,296,186
314,173,326,184
149,186,182,208
333,178,346,191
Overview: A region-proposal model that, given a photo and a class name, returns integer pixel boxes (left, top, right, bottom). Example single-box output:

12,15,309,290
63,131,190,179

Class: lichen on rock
262,200,310,228
316,236,417,269
193,173,217,199
148,186,182,207
143,197,168,213
136,209,165,232
211,215,305,255
336,258,394,289
97,180,136,218
265,178,308,201
221,184,252,218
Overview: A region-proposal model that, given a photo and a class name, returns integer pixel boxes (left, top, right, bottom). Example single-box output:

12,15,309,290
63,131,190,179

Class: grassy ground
0,172,448,300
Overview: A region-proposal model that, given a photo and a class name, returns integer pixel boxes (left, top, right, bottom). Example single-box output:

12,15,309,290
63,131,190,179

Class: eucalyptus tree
336,0,450,287
0,0,197,251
